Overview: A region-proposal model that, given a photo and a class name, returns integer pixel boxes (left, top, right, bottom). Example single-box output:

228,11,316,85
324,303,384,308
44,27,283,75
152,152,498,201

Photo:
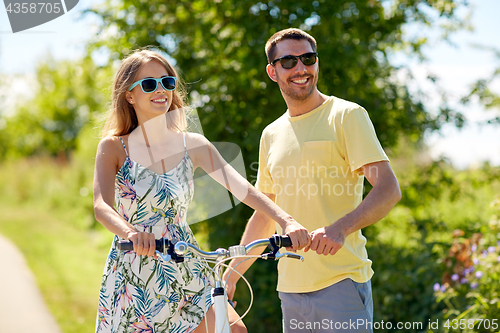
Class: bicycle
117,234,303,333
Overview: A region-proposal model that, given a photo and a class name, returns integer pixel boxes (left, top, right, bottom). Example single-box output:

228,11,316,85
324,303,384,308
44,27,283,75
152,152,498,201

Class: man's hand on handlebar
304,224,346,256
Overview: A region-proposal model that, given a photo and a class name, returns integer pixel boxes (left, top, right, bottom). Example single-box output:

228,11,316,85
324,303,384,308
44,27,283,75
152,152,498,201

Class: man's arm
222,193,277,301
305,160,401,255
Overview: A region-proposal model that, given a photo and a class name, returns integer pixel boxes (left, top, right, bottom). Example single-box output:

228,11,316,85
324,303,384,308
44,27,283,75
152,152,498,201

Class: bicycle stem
175,242,230,284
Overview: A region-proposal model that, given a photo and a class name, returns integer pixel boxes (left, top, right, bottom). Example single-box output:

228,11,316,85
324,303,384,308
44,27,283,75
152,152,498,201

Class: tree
87,0,468,146
1,56,111,160
85,1,472,331
85,0,470,225
463,47,500,125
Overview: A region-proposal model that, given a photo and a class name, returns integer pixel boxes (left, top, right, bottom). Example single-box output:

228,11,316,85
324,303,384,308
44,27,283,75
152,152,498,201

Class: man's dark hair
265,28,317,64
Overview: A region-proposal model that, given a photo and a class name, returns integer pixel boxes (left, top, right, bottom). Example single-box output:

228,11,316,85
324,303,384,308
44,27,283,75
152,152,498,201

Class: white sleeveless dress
95,135,213,333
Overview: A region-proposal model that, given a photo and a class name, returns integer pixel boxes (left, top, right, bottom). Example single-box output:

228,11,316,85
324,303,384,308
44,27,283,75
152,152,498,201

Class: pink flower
161,225,171,239
131,315,153,333
177,295,194,312
97,306,109,329
177,296,187,312
119,179,136,201
117,285,133,312
119,203,129,222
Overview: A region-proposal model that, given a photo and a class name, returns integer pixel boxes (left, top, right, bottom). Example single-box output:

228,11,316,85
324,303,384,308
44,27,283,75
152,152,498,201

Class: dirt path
0,234,62,333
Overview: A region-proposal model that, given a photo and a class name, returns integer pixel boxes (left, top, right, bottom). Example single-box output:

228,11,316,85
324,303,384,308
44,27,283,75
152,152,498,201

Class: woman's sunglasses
128,76,177,93
271,52,318,69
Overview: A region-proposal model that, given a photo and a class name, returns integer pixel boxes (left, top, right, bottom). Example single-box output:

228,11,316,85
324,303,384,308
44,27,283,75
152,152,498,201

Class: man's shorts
279,278,373,333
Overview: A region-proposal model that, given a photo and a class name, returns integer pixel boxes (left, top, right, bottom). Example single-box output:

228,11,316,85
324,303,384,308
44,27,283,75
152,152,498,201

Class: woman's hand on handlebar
282,218,311,251
126,230,157,258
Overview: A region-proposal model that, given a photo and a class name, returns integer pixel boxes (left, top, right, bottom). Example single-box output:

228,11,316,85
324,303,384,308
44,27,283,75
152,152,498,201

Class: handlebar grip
270,234,293,248
117,239,167,252
117,240,134,251
280,235,292,248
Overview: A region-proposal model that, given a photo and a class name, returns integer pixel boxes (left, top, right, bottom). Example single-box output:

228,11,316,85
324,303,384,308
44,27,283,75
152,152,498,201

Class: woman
93,49,310,333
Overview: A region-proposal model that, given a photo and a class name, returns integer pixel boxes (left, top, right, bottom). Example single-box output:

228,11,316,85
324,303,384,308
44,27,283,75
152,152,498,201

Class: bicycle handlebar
117,234,301,262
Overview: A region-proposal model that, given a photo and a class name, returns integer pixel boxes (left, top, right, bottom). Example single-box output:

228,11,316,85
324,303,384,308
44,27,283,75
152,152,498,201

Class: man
223,28,401,332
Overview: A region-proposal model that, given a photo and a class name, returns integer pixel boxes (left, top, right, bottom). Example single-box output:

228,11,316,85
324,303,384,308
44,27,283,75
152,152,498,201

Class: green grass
0,154,113,332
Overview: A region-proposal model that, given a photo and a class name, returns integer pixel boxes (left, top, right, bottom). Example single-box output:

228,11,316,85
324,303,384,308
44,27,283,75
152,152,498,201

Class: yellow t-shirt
256,96,389,293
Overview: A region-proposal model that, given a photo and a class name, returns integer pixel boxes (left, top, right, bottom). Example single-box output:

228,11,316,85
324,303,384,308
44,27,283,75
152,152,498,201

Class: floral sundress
95,135,213,333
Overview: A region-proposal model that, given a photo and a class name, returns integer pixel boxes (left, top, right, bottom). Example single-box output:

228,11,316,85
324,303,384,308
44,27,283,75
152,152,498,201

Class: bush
368,225,447,331
434,197,500,332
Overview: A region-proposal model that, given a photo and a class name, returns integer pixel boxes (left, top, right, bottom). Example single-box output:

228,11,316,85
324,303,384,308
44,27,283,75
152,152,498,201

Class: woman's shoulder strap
182,132,187,155
118,136,129,157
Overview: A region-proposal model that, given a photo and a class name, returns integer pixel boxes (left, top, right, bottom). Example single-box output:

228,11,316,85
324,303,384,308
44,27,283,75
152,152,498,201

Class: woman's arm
93,136,156,257
187,133,310,250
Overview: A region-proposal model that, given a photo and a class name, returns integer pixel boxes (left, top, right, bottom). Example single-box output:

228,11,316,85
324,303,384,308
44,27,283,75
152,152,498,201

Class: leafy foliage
364,143,500,332
434,198,500,332
86,0,468,151
461,46,500,125
369,238,447,328
133,286,154,318
0,56,111,160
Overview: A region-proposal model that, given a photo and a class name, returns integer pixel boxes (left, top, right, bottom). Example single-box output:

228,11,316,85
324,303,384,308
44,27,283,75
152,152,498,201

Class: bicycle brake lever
155,249,186,263
156,250,171,262
276,252,304,261
261,251,304,261
155,238,185,263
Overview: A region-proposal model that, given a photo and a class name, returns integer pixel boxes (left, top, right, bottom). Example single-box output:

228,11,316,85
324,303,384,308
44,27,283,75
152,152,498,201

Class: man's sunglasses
128,76,177,93
271,52,318,69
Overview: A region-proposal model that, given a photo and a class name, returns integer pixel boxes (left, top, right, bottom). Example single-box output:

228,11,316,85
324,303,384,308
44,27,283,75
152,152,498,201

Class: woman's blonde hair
102,49,187,137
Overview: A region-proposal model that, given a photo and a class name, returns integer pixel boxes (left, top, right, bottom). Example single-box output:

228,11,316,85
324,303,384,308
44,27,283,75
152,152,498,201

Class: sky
0,0,499,169
398,0,500,168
